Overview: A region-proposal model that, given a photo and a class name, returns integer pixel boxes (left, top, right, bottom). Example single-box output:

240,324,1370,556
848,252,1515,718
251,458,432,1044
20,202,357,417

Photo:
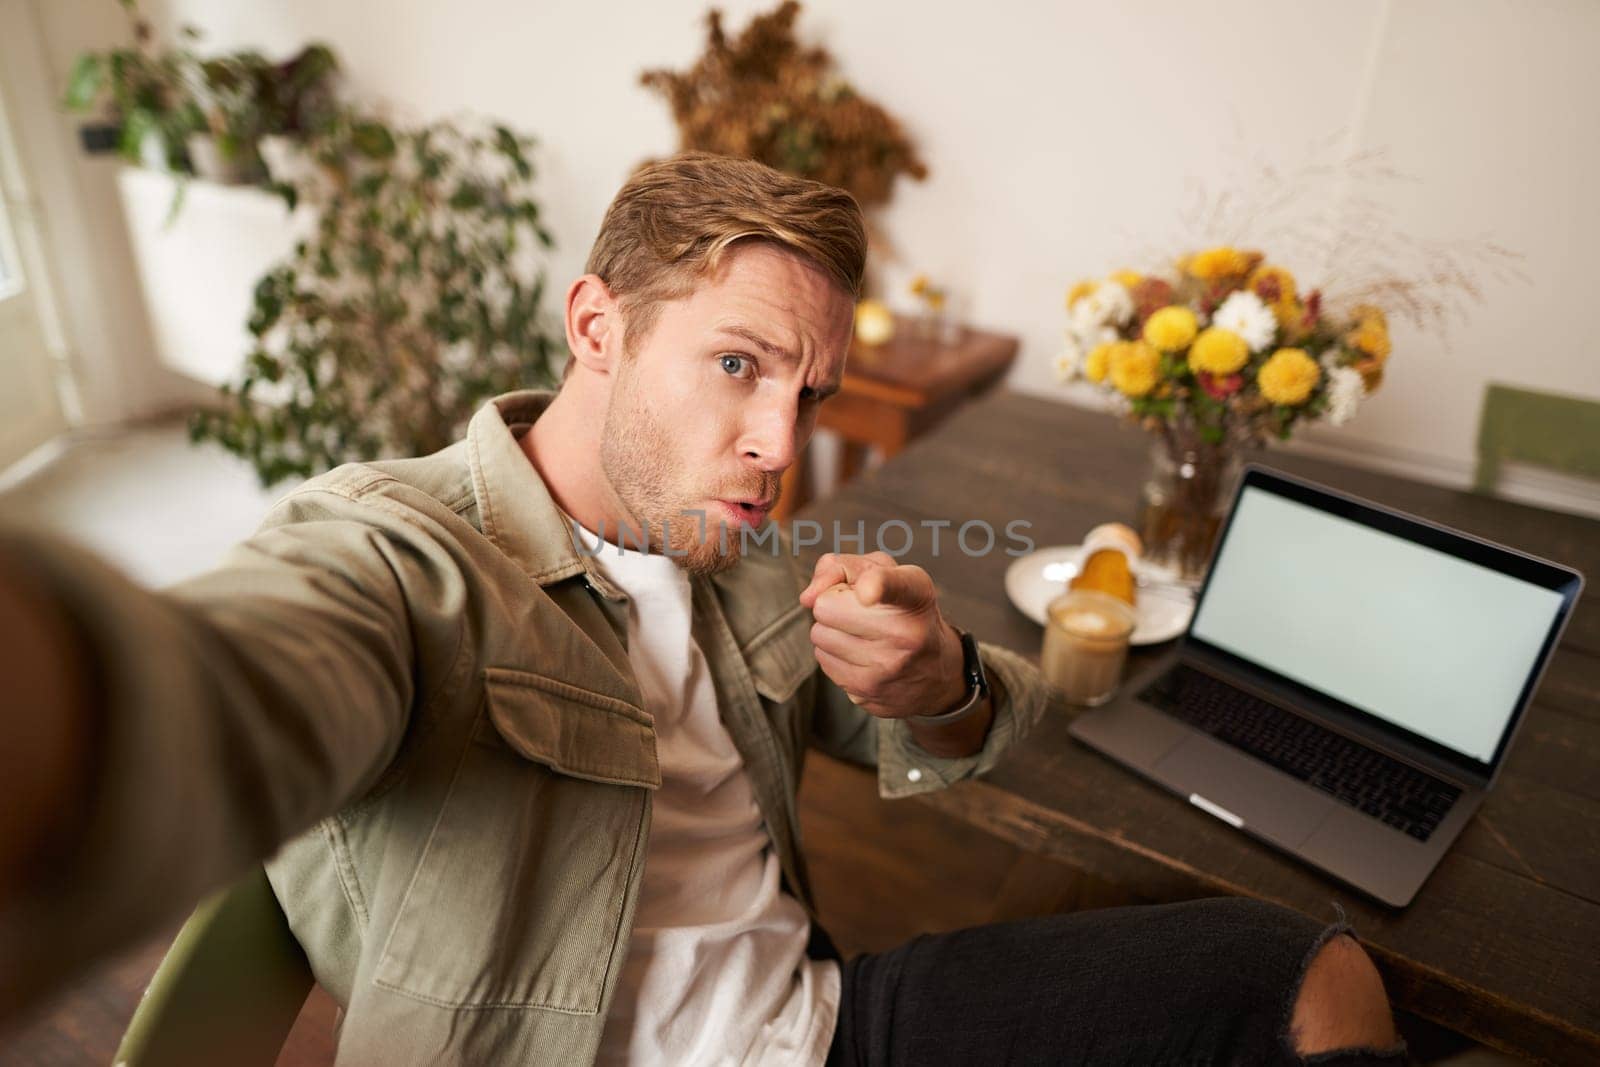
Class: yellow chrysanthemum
1143,305,1198,351
1110,341,1161,398
1066,280,1096,309
1257,347,1321,406
1248,265,1301,329
1084,342,1114,383
1248,264,1298,300
1187,327,1250,375
1348,321,1391,360
1110,268,1142,289
1351,303,1388,330
1345,306,1392,362
1276,299,1308,336
1185,246,1254,281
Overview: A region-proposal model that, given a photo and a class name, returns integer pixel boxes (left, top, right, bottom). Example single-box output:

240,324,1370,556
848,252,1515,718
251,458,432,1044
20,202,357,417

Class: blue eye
719,354,753,378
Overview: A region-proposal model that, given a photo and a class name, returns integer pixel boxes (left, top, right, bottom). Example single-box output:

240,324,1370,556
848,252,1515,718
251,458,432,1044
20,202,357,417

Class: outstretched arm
0,482,458,1022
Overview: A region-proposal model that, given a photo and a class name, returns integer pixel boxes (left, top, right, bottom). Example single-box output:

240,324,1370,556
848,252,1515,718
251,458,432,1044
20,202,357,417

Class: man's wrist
904,694,994,758
912,624,983,721
903,625,993,757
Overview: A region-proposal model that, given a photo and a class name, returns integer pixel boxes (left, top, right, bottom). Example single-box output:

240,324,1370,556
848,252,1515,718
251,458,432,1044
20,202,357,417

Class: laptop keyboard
1138,664,1462,842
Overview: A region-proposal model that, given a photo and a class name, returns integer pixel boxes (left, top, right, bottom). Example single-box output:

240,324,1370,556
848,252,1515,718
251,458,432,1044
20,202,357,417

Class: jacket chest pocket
373,668,658,1014
741,602,819,759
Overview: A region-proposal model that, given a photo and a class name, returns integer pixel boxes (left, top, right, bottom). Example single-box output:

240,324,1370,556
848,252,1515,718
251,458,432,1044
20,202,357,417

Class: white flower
1055,334,1085,383
1070,281,1134,335
1068,322,1120,350
1323,365,1364,426
1212,290,1277,353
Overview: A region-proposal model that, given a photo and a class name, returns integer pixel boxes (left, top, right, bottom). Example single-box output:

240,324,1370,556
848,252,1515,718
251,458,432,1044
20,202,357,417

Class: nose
739,391,801,474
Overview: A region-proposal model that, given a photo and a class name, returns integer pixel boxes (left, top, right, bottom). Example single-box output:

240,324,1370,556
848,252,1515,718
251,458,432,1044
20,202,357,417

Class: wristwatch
911,628,989,725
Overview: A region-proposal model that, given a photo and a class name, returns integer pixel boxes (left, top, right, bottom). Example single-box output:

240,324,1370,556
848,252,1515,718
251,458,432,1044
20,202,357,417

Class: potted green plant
62,1,203,173
189,116,562,485
64,1,340,188
255,44,342,184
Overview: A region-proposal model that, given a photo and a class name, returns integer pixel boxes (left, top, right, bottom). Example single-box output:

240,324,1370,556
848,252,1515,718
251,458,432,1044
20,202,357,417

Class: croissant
1067,522,1142,607
1070,548,1137,606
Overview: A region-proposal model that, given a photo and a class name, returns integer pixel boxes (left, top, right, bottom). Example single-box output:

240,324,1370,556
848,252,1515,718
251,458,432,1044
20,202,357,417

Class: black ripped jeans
824,896,1412,1066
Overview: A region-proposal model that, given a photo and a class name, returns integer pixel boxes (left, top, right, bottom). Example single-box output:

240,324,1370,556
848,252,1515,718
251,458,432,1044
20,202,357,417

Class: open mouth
719,498,774,527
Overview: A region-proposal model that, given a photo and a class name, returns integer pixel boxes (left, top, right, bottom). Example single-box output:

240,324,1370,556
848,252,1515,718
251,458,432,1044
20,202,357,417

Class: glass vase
1136,429,1245,582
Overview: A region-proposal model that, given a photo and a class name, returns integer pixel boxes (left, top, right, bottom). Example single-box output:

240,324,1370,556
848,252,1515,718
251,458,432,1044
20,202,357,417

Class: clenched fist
798,551,969,722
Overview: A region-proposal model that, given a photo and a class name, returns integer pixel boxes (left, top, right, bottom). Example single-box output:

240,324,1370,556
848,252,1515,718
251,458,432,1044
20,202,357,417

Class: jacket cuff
874,642,1052,799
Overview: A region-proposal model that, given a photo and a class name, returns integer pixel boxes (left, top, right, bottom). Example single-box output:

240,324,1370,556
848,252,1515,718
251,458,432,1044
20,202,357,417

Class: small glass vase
1136,429,1245,582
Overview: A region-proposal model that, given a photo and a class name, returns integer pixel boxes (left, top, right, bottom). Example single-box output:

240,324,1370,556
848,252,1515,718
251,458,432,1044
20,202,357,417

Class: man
0,153,1409,1064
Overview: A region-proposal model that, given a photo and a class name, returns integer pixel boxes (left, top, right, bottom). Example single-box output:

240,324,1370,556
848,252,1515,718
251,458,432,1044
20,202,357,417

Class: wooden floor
0,751,1500,1065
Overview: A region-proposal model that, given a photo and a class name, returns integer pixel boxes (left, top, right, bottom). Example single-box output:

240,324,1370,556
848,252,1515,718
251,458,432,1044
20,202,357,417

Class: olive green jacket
6,391,1051,1064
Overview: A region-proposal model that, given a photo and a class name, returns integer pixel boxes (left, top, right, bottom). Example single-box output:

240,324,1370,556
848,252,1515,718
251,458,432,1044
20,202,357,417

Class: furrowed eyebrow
717,324,840,400
718,324,795,362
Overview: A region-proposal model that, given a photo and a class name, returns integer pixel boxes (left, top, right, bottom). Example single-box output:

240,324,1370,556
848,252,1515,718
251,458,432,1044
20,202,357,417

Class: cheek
694,413,742,469
797,403,820,440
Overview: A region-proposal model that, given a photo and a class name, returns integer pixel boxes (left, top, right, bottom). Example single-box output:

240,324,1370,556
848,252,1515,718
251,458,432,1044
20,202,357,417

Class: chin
673,527,744,577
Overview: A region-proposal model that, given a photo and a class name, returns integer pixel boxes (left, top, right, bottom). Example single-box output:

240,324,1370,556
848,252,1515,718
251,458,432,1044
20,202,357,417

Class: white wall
29,0,1600,504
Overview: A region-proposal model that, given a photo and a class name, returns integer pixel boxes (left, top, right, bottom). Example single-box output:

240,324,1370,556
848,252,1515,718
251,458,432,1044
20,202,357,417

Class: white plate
1004,545,1194,645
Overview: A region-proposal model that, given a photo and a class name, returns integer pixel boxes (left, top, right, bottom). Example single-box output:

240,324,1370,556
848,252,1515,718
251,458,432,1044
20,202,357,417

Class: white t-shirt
576,525,840,1066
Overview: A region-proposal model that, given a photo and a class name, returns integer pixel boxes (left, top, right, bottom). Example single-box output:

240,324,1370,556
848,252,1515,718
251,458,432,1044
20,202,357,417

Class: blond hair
574,152,866,369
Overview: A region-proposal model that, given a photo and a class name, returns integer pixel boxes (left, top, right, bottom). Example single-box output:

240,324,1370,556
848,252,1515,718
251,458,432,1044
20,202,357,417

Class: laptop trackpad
1152,733,1334,847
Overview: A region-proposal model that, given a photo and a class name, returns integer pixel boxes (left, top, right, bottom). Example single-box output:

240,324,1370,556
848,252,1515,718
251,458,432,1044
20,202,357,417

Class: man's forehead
700,244,851,315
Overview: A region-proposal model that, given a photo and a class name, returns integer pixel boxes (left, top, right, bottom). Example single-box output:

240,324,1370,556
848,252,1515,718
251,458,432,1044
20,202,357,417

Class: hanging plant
189,115,561,486
63,1,341,215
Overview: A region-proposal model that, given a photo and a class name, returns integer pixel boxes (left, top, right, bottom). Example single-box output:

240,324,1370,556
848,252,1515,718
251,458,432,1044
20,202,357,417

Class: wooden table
774,318,1018,521
796,389,1600,1066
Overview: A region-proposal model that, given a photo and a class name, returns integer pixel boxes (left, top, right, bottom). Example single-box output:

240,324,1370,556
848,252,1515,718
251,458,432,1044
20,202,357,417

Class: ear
564,274,621,375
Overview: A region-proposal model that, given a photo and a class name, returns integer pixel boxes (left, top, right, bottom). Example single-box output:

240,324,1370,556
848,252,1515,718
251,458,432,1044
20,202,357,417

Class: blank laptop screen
1190,485,1567,763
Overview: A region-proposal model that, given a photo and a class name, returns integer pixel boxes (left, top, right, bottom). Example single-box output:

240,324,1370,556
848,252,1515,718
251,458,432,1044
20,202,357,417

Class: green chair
1473,382,1600,494
114,868,316,1067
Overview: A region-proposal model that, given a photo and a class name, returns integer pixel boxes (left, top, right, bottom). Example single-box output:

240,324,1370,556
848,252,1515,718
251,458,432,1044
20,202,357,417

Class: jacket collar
465,389,804,659
465,390,627,601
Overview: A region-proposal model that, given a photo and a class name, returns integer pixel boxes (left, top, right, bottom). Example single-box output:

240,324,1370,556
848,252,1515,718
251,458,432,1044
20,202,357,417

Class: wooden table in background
797,389,1600,1066
773,319,1018,522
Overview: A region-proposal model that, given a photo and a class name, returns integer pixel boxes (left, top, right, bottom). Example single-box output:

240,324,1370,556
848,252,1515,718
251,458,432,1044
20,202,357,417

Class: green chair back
1474,382,1600,493
114,869,315,1067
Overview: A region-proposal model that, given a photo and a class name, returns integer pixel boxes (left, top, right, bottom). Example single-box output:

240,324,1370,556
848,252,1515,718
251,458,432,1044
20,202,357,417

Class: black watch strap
911,629,989,724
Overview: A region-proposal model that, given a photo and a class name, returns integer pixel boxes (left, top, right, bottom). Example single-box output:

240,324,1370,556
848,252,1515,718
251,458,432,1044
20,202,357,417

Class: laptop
1068,464,1585,907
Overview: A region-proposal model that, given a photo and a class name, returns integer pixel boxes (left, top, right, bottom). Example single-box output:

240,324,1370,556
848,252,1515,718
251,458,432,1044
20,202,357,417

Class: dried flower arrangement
1059,133,1527,577
1159,133,1527,344
640,0,926,210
